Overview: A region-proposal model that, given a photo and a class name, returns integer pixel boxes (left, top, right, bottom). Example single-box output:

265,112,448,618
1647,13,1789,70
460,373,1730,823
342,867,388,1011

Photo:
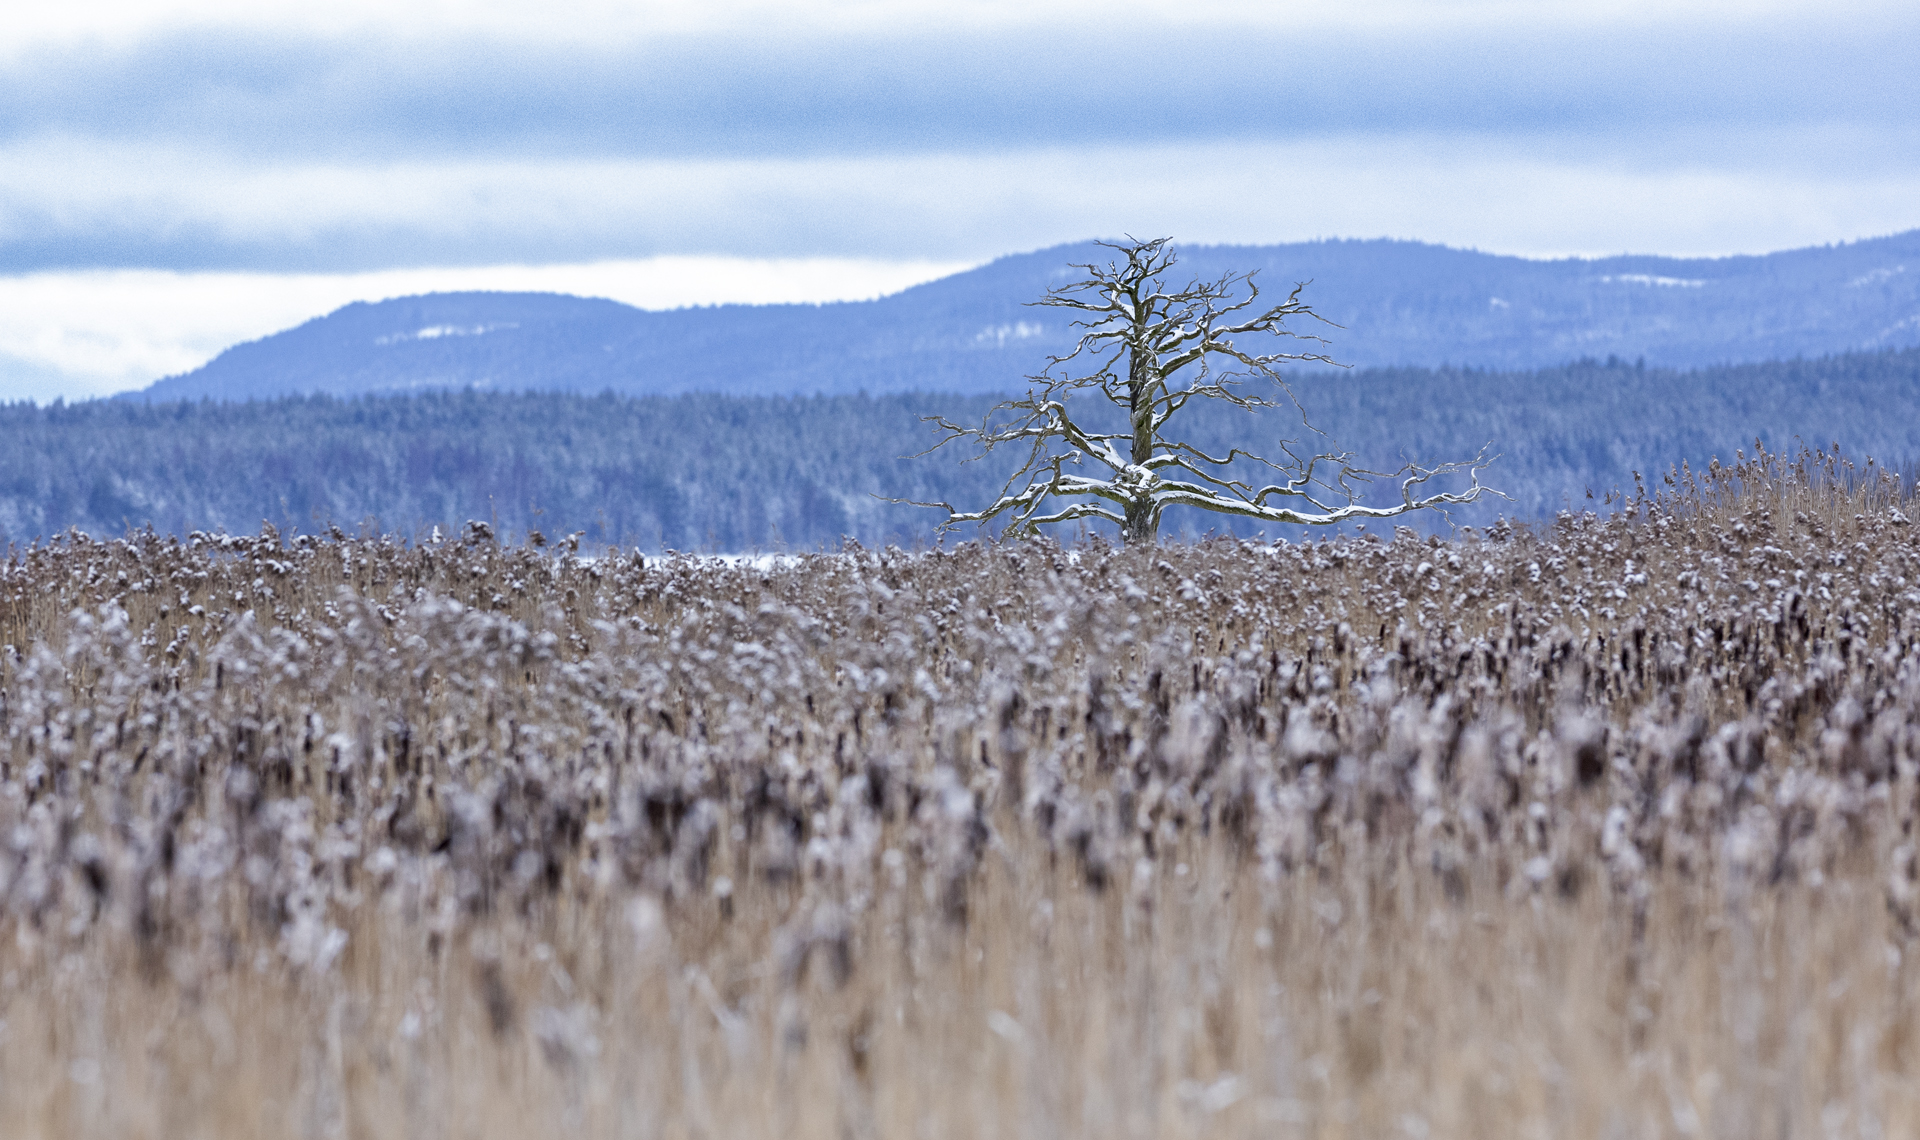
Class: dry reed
1,445,1917,1138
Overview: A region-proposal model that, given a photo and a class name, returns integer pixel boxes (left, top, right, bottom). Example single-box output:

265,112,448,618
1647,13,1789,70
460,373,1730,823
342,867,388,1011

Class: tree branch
898,236,1502,543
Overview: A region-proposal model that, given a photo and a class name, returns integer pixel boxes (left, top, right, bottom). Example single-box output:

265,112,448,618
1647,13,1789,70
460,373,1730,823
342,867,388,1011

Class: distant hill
28,349,1918,551
131,232,1920,401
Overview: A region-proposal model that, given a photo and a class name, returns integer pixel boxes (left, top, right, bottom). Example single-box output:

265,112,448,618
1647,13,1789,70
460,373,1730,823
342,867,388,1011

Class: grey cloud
0,213,517,274
0,156,1008,271
6,133,1919,275
2,17,1916,160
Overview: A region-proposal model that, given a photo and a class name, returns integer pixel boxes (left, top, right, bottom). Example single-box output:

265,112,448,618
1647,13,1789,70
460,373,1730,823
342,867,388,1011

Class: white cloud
0,257,972,402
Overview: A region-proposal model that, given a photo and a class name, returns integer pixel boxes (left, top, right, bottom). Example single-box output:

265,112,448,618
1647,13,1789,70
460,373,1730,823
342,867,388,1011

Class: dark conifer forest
5,349,1917,550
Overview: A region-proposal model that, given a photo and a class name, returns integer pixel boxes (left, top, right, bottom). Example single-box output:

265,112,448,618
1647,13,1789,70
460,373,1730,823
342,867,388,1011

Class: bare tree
900,237,1497,545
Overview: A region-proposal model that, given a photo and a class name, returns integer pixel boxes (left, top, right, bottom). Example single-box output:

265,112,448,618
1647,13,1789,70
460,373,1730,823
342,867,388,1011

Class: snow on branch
889,237,1503,543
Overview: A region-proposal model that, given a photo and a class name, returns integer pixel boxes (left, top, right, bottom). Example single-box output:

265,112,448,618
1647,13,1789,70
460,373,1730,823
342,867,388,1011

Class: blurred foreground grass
1,447,1917,1138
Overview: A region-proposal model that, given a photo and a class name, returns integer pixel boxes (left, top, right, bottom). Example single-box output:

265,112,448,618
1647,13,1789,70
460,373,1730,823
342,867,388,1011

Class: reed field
3,445,1920,1138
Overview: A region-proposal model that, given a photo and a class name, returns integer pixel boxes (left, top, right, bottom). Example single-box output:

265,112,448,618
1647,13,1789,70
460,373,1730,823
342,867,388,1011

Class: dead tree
901,236,1497,545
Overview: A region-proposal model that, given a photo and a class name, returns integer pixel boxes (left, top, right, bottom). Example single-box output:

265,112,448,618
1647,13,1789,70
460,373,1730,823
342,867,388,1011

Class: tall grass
1,445,1917,1138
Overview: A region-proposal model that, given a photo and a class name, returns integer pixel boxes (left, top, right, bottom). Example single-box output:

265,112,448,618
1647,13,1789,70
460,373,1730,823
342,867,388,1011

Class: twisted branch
889,237,1502,541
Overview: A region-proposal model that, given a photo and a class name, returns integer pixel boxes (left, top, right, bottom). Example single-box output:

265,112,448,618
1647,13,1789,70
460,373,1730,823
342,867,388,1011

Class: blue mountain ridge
133,231,1920,401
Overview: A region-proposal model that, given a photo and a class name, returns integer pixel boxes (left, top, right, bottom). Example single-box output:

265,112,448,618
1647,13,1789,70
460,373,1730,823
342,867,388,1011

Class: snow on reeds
1,444,1918,1137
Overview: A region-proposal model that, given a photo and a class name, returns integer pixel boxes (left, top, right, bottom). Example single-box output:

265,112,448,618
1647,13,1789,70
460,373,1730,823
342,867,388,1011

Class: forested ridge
133,231,1920,402
9,348,1920,550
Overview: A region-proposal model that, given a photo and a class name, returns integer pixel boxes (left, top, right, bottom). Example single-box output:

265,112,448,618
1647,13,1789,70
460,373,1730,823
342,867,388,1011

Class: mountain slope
133,231,1920,401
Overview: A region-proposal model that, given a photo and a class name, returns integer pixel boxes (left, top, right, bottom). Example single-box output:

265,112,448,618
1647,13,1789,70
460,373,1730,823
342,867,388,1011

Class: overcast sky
3,0,1917,400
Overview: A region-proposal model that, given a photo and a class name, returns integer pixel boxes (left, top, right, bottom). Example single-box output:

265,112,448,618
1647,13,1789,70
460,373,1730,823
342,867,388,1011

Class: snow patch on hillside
376,323,518,346
972,322,1044,348
1851,266,1907,287
1599,274,1706,288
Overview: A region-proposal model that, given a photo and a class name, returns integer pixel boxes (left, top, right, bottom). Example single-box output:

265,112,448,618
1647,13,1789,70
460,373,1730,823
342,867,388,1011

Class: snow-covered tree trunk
1124,325,1162,543
1121,494,1156,545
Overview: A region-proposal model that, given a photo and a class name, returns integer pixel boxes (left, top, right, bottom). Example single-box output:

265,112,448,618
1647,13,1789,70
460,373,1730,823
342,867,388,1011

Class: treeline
1,392,1009,551
5,349,1919,550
